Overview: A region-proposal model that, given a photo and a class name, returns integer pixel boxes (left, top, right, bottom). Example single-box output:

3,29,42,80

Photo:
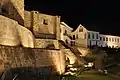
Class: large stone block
0,15,34,48
34,39,59,49
0,46,65,74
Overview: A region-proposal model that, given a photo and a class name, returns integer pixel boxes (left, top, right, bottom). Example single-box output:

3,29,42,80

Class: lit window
109,38,111,41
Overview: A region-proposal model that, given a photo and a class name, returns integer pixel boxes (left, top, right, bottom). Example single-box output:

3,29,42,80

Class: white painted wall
99,34,120,48
60,22,120,49
87,31,100,47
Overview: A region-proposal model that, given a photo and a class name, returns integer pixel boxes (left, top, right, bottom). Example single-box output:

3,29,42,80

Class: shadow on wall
0,67,55,80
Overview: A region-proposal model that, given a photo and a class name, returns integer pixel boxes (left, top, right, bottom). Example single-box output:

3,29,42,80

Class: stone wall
24,10,32,30
0,45,65,74
0,15,34,48
24,11,61,40
0,0,24,25
11,0,24,20
34,39,59,49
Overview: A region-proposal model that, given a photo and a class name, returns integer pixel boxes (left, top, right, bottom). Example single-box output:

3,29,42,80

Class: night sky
25,0,120,36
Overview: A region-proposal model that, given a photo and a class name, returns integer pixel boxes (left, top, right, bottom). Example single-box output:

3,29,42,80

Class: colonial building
70,24,100,48
60,22,73,46
65,23,120,48
99,34,120,48
87,30,100,47
71,24,88,47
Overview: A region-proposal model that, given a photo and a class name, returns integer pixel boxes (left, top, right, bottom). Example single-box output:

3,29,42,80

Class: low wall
34,39,59,49
0,45,65,74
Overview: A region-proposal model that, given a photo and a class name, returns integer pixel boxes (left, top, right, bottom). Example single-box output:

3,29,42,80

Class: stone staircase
59,40,88,75
59,40,87,64
58,40,70,49
69,46,87,64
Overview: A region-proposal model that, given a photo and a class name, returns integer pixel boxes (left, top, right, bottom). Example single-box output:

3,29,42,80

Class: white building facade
60,22,120,48
70,24,100,48
99,34,120,48
87,31,100,47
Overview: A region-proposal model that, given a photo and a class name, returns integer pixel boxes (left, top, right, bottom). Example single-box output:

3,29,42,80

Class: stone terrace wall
34,39,59,49
0,45,65,74
24,10,32,30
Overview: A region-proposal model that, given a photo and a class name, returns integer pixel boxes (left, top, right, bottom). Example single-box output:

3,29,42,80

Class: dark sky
25,0,120,36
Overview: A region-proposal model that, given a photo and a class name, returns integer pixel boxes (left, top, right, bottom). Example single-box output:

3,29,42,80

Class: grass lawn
60,70,120,80
78,70,120,80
